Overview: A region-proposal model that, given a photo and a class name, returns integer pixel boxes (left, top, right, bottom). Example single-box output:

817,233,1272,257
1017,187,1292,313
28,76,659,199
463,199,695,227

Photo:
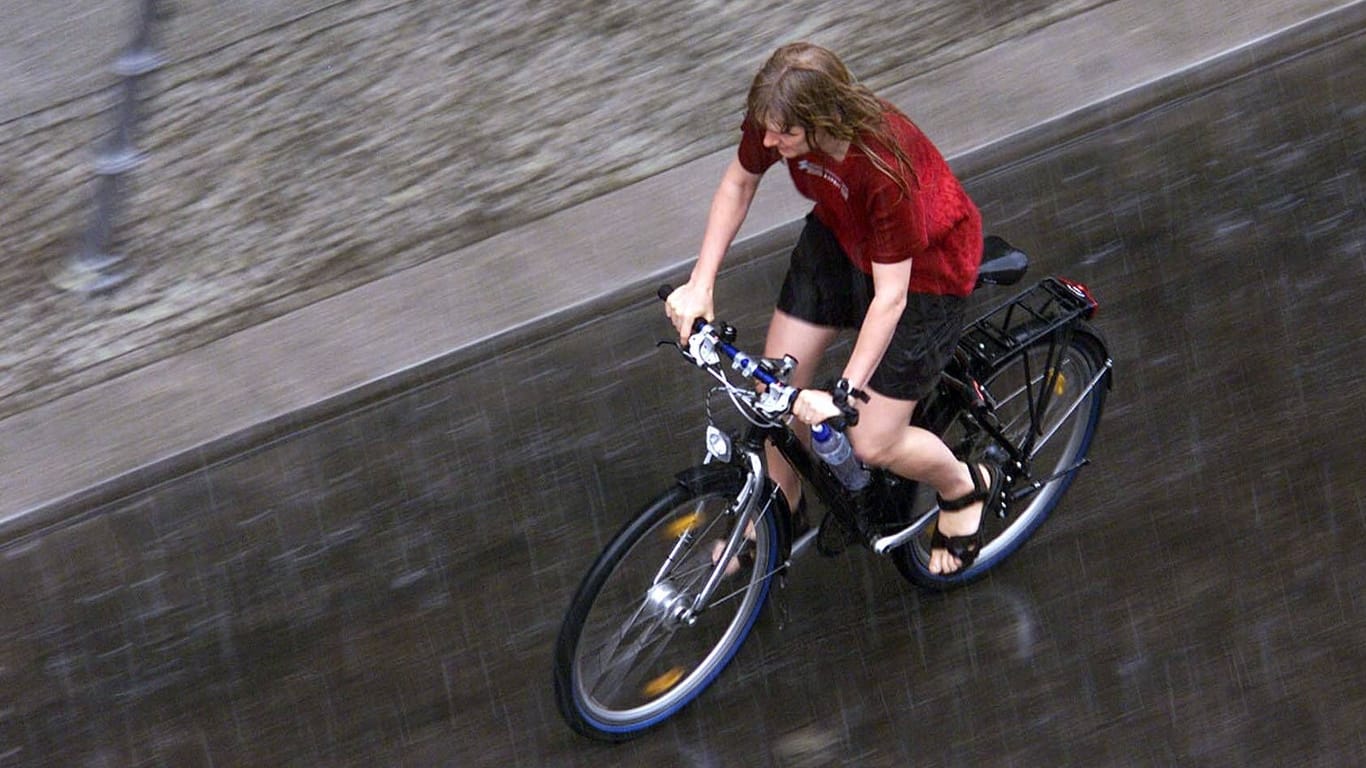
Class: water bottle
810,423,870,490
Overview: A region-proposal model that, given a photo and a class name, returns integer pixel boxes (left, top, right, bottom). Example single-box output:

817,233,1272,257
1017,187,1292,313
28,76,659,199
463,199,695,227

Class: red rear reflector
1056,277,1099,317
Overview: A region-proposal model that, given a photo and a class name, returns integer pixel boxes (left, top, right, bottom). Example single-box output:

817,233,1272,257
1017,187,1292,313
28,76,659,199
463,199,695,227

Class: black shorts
776,215,966,402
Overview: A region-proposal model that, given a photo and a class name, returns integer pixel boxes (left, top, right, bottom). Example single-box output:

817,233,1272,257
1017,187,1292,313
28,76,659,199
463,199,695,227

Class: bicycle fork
647,448,768,627
692,449,765,616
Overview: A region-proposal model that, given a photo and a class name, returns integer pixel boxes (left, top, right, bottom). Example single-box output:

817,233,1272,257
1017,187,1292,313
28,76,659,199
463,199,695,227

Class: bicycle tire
893,324,1110,589
553,465,780,741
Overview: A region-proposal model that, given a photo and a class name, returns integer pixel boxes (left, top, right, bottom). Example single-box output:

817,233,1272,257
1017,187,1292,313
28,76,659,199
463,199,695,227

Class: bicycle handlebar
657,285,860,430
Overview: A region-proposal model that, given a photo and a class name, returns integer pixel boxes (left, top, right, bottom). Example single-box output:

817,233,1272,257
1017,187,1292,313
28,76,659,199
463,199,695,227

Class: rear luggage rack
958,277,1099,375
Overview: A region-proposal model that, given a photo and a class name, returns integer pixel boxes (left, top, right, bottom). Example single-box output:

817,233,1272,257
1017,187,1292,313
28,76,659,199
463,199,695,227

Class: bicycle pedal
994,475,1015,519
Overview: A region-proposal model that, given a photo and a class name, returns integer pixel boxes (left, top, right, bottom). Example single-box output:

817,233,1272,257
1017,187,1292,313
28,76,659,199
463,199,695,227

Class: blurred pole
52,0,165,295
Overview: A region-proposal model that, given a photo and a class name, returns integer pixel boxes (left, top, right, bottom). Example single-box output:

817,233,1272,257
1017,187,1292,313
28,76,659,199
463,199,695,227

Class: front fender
674,463,749,495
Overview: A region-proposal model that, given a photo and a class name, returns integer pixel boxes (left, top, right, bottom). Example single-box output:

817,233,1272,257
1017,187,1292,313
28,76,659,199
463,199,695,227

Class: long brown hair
745,42,917,195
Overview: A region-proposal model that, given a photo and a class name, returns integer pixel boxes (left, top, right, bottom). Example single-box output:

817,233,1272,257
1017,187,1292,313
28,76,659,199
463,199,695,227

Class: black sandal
931,462,1004,573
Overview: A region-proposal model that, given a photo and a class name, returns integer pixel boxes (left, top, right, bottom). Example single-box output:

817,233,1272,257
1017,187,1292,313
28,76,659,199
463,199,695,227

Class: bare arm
792,258,911,425
841,258,910,391
665,157,763,341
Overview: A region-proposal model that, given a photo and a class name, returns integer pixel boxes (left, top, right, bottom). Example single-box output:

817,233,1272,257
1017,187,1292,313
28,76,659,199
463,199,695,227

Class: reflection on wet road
0,18,1361,768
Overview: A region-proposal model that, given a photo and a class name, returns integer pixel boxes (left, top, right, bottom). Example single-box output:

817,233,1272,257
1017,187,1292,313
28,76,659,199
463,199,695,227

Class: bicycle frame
665,272,1112,617
557,247,1114,743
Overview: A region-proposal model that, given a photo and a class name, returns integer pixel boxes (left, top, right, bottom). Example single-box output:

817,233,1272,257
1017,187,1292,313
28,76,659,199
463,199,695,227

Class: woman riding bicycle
665,42,1001,576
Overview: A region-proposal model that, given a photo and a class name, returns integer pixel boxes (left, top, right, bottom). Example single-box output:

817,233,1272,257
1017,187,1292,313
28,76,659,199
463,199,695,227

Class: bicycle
553,236,1113,741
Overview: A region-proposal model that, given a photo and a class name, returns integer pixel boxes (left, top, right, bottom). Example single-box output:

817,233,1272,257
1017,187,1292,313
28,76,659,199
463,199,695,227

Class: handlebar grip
804,384,859,432
659,284,721,336
826,379,862,428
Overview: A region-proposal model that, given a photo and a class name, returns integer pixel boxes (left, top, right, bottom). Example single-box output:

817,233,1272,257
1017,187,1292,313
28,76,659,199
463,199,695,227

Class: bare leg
762,310,839,509
710,310,838,576
847,388,985,575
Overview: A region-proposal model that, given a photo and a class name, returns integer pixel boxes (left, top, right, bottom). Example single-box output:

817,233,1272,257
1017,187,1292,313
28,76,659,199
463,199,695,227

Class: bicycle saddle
976,236,1029,287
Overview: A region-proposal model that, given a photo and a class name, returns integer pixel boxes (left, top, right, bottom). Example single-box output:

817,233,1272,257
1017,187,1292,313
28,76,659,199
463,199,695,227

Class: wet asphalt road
0,16,1360,768
538,27,1366,765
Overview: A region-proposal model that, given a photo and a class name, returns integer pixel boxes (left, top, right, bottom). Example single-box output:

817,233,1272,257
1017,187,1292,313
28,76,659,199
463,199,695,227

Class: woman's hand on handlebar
792,389,845,427
664,282,715,345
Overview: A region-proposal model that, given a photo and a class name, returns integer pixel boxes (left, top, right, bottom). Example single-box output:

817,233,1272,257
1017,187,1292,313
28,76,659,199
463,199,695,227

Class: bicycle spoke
992,353,1082,448
653,499,709,585
582,599,654,681
558,469,783,737
588,612,677,704
702,566,777,611
889,326,1107,590
585,561,705,673
584,552,762,705
1028,361,1109,460
579,506,744,704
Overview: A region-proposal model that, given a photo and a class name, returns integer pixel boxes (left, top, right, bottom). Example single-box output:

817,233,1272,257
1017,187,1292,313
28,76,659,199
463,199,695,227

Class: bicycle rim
896,329,1108,586
559,479,778,738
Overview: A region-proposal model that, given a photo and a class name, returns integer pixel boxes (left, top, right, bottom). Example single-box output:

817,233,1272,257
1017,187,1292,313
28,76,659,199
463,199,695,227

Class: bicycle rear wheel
894,325,1110,589
553,466,780,741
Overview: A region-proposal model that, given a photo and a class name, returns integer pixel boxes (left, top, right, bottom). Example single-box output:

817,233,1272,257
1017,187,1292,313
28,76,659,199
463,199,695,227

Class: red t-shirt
737,109,982,296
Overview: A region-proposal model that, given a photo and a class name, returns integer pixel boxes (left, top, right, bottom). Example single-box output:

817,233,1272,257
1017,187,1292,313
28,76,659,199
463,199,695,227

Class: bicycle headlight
704,425,732,462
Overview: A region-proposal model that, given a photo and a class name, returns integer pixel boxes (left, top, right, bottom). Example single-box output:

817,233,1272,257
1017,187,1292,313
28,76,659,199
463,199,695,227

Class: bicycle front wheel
894,325,1110,589
553,466,780,741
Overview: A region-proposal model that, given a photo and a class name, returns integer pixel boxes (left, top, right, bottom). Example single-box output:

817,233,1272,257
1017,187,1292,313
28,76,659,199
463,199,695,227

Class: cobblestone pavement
0,0,1106,421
